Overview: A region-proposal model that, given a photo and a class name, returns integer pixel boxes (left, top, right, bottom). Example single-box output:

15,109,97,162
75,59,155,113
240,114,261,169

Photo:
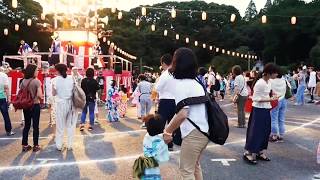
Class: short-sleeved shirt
298,71,306,86
21,78,41,104
234,75,248,96
81,78,100,102
96,76,105,89
0,72,9,99
168,79,209,138
308,71,317,87
53,75,74,101
137,81,153,99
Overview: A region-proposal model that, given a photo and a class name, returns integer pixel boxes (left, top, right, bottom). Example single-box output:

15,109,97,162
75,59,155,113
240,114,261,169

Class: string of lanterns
107,41,137,60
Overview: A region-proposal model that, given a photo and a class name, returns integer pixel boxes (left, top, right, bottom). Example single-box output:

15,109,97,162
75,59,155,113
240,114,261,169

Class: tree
309,37,320,68
261,0,273,13
244,0,258,21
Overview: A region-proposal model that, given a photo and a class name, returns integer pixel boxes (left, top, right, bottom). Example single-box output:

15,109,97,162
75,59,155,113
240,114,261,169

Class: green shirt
0,72,9,99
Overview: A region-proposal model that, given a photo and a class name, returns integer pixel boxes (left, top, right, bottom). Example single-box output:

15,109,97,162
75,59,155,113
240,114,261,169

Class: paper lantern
216,48,219,52
291,16,297,25
136,19,140,26
118,11,122,20
241,54,244,58
209,46,213,50
222,49,225,54
227,51,230,55
237,53,240,57
110,42,114,47
230,14,236,22
111,7,116,13
12,0,17,8
171,8,176,18
176,34,179,40
203,44,206,48
101,23,105,28
262,15,267,24
15,24,19,31
163,29,168,36
202,11,207,21
249,55,252,59
151,24,156,32
103,37,107,42
41,13,46,20
43,23,47,28
185,37,189,43
194,41,198,46
27,19,32,26
4,28,8,36
117,48,120,52
245,54,248,58
232,52,235,56
114,45,117,50
107,40,110,45
142,7,147,16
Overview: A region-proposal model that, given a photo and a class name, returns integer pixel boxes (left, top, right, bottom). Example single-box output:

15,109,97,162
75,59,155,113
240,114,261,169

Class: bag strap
238,76,246,95
176,96,208,113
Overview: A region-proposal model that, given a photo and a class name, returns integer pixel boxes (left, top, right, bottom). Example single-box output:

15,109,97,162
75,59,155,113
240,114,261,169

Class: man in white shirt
308,67,317,103
0,67,15,136
208,66,219,97
155,54,180,150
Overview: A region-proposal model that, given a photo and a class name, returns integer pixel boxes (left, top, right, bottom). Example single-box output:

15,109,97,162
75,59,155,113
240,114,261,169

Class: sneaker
307,100,315,103
140,123,146,129
33,145,41,152
314,173,320,179
80,125,85,131
6,131,15,136
22,145,32,152
94,120,100,125
88,126,93,131
277,136,284,143
269,135,278,142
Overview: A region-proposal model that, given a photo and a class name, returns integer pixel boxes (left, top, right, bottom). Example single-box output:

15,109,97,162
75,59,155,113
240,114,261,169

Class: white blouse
252,79,271,109
270,78,286,100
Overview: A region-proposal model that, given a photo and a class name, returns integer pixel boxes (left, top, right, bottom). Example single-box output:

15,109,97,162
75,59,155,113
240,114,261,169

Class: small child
133,114,169,180
219,77,226,101
119,85,128,118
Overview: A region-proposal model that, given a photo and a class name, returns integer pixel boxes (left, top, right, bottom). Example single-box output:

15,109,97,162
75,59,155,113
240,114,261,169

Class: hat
302,65,307,70
33,42,38,46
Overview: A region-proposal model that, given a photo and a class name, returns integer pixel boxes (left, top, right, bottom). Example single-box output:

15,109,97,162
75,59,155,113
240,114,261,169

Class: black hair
251,72,263,89
232,65,242,76
160,54,173,66
198,67,207,76
120,84,127,93
86,68,95,79
55,64,68,78
171,47,198,79
143,114,164,136
24,64,37,79
263,63,278,76
138,74,146,81
111,80,116,87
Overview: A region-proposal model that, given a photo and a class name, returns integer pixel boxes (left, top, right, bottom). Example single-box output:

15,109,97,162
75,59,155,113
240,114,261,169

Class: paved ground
0,95,319,180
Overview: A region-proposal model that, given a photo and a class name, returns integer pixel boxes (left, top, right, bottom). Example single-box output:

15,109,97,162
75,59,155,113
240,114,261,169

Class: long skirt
245,107,271,153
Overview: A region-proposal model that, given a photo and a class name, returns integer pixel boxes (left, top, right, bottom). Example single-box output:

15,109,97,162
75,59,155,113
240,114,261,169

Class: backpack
176,79,229,145
12,79,35,110
72,78,86,109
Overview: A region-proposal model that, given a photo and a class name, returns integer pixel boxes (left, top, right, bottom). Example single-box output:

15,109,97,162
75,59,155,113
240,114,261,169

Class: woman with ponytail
53,64,77,151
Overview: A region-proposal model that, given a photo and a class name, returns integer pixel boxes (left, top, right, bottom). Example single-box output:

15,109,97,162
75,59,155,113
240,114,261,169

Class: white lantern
202,11,207,21
101,23,105,29
15,24,19,31
103,37,107,42
4,28,8,36
171,7,176,18
27,19,32,26
209,46,213,50
230,14,236,23
194,41,198,46
237,53,240,57
232,52,235,56
262,15,267,24
110,42,114,47
136,19,140,26
241,54,244,58
142,7,147,16
118,11,122,20
203,44,206,48
245,54,248,58
222,49,225,54
107,40,110,45
117,48,120,52
163,29,168,36
12,0,17,8
43,23,47,28
291,16,297,25
114,45,117,50
176,34,179,40
215,47,219,52
185,37,189,43
151,24,156,32
249,55,252,59
227,51,230,55
41,13,46,20
111,7,116,13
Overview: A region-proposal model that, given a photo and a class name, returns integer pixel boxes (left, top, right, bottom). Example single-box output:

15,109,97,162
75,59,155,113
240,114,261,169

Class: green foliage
309,37,320,68
244,0,258,21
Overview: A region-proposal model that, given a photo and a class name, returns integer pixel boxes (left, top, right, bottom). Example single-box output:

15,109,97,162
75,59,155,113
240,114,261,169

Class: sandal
243,153,257,165
80,125,85,131
257,153,271,161
88,126,93,131
33,145,41,152
22,145,32,152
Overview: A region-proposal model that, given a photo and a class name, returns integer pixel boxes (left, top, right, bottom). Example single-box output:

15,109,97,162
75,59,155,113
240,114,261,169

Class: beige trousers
180,129,209,180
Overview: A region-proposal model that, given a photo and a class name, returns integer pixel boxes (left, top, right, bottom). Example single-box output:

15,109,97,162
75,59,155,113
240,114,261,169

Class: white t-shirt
252,79,272,109
169,79,209,138
53,75,74,101
0,72,9,99
270,78,286,100
207,72,216,86
234,75,248,96
308,71,317,87
155,70,175,100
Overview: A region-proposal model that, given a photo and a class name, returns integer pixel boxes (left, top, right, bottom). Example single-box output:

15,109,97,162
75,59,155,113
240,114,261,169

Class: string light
262,15,267,24
27,19,32,26
43,23,47,28
118,11,123,20
222,49,225,54
41,13,46,20
151,24,156,31
107,40,110,45
202,11,207,21
202,44,206,48
232,52,235,56
230,14,236,22
216,48,219,52
12,0,17,8
227,50,230,55
14,24,19,31
241,54,244,58
176,34,179,40
245,54,248,58
209,46,213,50
4,28,8,36
136,19,140,26
237,53,240,57
185,37,189,43
163,29,168,36
291,16,297,25
194,41,198,46
103,37,107,42
171,7,176,18
142,7,147,16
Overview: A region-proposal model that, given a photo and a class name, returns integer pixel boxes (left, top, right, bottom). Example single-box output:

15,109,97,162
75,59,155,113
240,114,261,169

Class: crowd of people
1,46,320,179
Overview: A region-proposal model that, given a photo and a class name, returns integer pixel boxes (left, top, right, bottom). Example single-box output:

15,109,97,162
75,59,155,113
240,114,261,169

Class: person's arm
252,82,276,103
163,108,189,144
52,80,57,96
37,82,44,100
154,72,166,93
4,85,10,103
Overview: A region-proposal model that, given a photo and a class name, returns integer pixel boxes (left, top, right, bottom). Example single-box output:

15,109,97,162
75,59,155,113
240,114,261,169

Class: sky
36,0,313,17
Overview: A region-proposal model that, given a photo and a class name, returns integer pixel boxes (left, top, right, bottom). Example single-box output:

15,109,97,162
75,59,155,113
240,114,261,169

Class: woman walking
119,85,128,118
164,48,209,179
244,63,279,165
80,68,100,131
106,80,120,122
295,66,307,106
21,64,43,152
136,74,153,128
52,64,77,151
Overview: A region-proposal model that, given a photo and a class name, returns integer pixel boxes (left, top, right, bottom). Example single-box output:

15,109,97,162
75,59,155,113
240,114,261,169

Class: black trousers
0,99,12,133
158,99,182,147
22,104,40,146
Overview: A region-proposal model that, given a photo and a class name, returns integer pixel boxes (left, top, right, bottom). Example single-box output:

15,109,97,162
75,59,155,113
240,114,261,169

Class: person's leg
295,85,302,104
55,102,66,149
239,96,247,127
301,85,306,105
311,87,315,101
140,99,147,118
80,103,88,124
278,99,287,138
145,98,152,115
88,101,95,126
22,109,32,146
32,104,41,147
0,99,12,133
67,103,77,149
270,105,279,137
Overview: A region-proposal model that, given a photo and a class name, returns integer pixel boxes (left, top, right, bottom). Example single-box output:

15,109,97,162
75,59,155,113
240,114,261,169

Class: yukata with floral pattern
105,86,120,122
119,90,128,118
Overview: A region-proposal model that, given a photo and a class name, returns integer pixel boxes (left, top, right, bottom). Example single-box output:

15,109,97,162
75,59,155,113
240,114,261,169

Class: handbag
72,78,86,110
176,78,229,145
285,80,293,99
233,76,246,103
245,97,253,113
12,79,35,110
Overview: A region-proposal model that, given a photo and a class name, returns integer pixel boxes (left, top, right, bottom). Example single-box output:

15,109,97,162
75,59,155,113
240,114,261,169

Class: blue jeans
140,98,152,117
271,99,287,136
0,98,12,133
81,101,95,126
295,85,305,105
